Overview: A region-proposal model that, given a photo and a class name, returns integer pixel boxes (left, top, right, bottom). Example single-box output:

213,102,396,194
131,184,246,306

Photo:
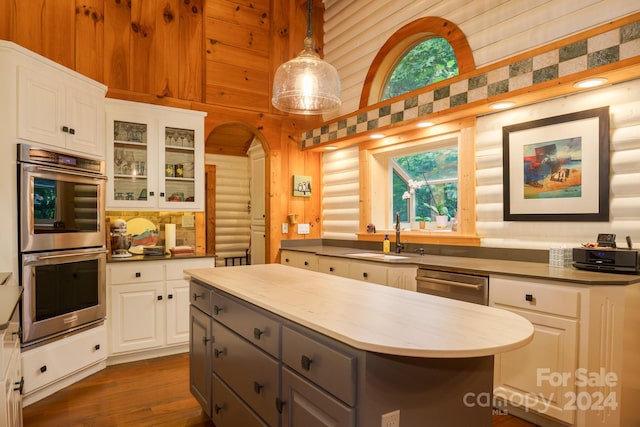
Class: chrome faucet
395,212,404,253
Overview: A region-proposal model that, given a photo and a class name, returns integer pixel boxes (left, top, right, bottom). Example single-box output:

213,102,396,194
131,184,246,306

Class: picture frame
293,175,312,197
502,106,610,221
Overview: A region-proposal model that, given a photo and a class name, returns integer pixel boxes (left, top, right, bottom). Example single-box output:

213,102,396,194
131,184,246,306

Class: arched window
360,17,474,108
382,37,458,101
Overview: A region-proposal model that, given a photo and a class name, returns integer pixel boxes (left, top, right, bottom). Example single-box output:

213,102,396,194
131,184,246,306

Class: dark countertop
280,244,640,286
108,253,216,263
0,273,22,330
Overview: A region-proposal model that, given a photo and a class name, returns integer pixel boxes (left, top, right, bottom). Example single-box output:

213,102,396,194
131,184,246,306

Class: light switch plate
282,223,288,233
297,223,310,234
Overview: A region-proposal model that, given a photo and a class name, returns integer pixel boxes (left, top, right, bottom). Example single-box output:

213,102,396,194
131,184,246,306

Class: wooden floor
23,353,538,426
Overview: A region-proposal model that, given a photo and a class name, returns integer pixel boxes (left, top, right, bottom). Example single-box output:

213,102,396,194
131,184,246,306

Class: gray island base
187,264,533,427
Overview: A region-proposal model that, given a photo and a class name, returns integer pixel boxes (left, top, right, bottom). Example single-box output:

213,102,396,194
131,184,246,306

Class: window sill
356,231,480,246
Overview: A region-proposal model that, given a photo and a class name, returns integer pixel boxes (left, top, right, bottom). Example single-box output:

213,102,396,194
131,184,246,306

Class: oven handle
415,276,483,291
22,164,107,180
36,249,107,261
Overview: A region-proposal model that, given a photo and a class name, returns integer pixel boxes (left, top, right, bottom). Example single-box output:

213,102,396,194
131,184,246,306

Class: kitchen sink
345,252,409,260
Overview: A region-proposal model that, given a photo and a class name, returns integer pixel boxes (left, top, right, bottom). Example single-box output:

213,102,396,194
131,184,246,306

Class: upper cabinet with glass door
105,99,206,211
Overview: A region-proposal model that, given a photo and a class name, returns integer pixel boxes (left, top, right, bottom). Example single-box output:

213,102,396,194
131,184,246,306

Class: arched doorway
204,122,269,266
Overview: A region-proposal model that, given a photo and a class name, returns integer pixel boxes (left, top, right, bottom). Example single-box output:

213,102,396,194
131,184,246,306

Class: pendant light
271,0,341,115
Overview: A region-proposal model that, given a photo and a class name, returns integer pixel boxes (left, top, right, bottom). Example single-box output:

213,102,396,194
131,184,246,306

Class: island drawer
212,290,280,358
281,366,355,426
282,325,356,406
109,262,164,285
212,321,279,427
212,373,268,427
190,280,212,315
491,277,580,318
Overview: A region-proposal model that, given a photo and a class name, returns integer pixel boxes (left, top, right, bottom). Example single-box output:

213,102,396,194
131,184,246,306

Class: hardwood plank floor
23,353,538,426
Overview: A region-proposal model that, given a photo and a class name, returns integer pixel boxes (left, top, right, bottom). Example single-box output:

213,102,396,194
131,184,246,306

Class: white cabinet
17,55,105,158
105,99,206,211
491,277,580,424
316,255,418,290
0,300,21,427
107,258,214,361
248,142,266,264
280,250,319,271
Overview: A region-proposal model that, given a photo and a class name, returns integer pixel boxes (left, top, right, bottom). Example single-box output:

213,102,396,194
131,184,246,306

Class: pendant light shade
271,1,341,115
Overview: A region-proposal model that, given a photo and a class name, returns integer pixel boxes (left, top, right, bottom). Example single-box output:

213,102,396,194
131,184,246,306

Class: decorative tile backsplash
105,211,196,248
301,21,640,148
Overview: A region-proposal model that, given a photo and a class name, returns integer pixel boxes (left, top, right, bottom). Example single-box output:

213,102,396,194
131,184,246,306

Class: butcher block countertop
186,264,534,359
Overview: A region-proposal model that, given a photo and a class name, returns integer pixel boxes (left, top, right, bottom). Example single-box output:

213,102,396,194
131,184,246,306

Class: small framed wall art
293,175,312,197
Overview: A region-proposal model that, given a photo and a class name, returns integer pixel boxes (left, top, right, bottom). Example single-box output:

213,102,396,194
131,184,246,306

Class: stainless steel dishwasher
416,267,489,305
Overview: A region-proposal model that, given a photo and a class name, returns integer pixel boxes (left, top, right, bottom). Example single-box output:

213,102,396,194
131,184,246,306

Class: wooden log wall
0,0,326,262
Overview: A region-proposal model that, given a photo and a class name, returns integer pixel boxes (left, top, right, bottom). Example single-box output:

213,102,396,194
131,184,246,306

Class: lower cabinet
317,255,417,291
107,258,214,360
281,367,355,427
0,303,22,427
190,304,212,418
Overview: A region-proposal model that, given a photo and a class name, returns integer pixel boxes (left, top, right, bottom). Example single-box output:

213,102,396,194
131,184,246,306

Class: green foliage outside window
382,37,458,100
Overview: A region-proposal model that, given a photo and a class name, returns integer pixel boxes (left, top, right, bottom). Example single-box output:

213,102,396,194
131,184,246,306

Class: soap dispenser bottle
383,234,390,253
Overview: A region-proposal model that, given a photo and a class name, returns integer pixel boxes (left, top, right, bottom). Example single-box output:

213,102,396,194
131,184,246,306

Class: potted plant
415,216,427,229
425,201,449,228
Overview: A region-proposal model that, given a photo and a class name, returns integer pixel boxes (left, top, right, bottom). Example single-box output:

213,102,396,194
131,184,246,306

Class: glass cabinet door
107,118,156,209
162,126,196,204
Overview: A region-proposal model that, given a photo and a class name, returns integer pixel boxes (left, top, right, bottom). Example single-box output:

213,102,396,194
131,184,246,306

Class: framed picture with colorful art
502,106,610,221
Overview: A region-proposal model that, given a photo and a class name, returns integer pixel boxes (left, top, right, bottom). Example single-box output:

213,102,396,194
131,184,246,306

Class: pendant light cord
306,0,313,39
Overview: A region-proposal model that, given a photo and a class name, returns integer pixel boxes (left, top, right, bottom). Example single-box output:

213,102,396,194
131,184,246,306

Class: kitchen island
187,264,533,427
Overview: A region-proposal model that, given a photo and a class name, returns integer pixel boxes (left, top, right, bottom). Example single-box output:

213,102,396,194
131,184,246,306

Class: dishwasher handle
415,276,483,291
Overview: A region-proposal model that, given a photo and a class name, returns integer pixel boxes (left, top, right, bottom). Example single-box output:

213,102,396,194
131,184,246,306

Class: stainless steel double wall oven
18,144,108,348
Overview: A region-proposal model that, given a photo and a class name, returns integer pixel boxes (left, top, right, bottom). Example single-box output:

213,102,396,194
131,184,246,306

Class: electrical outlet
381,410,400,427
281,223,288,233
297,223,310,234
181,214,195,228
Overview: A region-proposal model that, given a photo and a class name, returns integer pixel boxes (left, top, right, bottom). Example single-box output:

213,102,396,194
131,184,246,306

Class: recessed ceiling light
370,133,385,139
490,101,516,110
417,121,434,128
573,77,608,89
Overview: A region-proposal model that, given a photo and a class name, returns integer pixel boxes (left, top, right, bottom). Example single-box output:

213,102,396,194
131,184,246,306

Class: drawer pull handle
253,328,264,340
94,344,100,351
135,272,141,278
214,403,223,414
275,397,286,413
285,258,290,263
193,292,204,300
254,381,264,394
214,348,226,358
213,305,224,315
304,261,309,266
203,337,210,345
157,295,163,301
301,355,313,371
363,272,368,278
329,267,334,272
525,294,534,302
40,365,47,373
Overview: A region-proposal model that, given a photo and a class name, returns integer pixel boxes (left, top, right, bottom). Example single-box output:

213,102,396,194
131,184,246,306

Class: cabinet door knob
214,348,226,358
193,292,203,300
40,365,47,373
135,272,141,278
157,295,163,301
275,398,286,413
525,294,534,302
253,327,264,340
167,294,173,299
62,126,69,133
94,344,100,351
285,258,290,263
304,261,309,266
329,267,334,272
203,337,210,345
69,128,75,135
160,192,165,197
214,404,223,414
363,272,368,278
301,355,313,371
254,381,264,394
149,191,155,196
213,305,224,315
